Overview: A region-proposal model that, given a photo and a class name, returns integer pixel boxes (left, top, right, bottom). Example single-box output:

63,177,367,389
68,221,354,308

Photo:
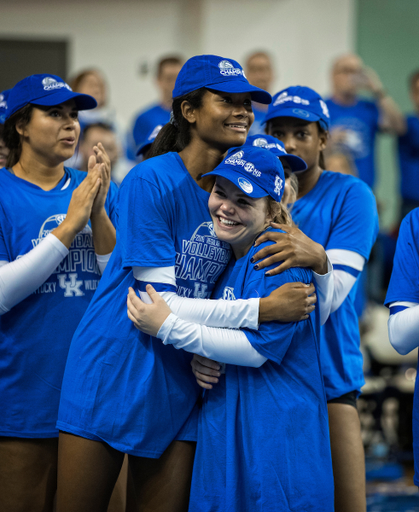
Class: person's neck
13,150,65,191
178,139,227,193
296,165,323,199
332,90,357,106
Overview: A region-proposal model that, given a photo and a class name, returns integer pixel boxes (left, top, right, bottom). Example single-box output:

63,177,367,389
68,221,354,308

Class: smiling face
266,117,326,174
17,99,80,166
189,90,254,152
208,176,272,259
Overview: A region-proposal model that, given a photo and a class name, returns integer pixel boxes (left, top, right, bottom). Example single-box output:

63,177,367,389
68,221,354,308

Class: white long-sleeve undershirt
135,260,334,367
326,249,365,313
133,266,260,330
388,302,419,355
158,312,267,367
0,234,112,315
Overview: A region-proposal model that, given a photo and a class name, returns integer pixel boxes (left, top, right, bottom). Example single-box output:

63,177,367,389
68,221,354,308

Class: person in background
136,124,163,161
326,53,405,189
398,69,419,220
70,69,116,133
245,51,275,136
126,55,183,161
79,123,131,186
0,89,10,167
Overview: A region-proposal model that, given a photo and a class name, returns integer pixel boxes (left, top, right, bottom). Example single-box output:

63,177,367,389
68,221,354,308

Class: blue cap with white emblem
5,74,97,120
173,55,272,104
203,145,285,202
263,86,330,131
245,134,307,172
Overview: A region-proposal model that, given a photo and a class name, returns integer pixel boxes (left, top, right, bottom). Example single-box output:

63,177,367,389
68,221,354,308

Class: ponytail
148,88,207,158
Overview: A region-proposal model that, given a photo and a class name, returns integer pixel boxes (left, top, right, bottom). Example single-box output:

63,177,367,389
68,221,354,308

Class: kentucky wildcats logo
57,273,84,297
223,287,236,300
320,100,330,118
218,60,246,78
42,77,72,92
274,175,283,196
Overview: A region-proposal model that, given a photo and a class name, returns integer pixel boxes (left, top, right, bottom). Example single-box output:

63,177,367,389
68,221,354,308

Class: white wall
0,0,355,131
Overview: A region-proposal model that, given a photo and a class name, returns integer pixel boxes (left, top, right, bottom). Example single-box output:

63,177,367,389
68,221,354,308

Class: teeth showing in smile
219,216,238,226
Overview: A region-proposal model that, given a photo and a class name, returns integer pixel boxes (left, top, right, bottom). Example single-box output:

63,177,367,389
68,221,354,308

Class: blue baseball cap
245,134,307,172
203,145,285,202
136,124,163,157
0,89,11,125
263,86,330,130
5,74,97,120
173,55,272,104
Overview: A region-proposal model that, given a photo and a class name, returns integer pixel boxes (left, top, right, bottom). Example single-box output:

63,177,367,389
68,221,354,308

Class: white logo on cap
42,76,72,92
274,175,283,196
320,100,330,118
292,108,310,118
0,94,7,109
218,60,246,78
253,137,268,147
148,125,163,141
274,92,309,107
252,138,286,154
238,177,253,194
225,151,261,177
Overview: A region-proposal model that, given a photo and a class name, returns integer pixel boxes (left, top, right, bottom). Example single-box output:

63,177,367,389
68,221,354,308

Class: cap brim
263,107,321,124
207,81,272,105
31,91,97,111
202,169,268,198
279,154,307,172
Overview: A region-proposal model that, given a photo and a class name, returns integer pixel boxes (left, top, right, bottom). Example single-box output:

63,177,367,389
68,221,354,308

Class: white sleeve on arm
158,313,268,367
388,301,419,355
0,233,69,315
133,266,260,329
96,252,112,274
326,249,365,313
311,254,333,325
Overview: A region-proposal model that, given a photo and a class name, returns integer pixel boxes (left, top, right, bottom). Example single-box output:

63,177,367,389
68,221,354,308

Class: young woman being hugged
128,146,335,511
0,74,117,512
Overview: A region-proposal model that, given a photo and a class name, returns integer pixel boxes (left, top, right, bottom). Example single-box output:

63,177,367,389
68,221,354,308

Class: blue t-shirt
189,233,334,512
385,209,419,485
0,167,118,438
57,152,231,457
292,171,379,400
248,103,268,136
398,114,419,202
326,97,380,188
126,103,170,161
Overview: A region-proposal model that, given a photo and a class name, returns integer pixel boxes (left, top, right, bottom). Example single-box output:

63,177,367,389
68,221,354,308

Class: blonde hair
267,197,293,226
266,171,298,227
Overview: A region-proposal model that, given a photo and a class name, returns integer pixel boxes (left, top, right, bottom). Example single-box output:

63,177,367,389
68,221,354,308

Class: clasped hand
127,285,171,337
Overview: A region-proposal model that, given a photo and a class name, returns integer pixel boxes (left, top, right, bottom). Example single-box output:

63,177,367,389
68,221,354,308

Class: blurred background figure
136,124,163,161
397,69,419,220
245,51,274,136
70,68,117,133
0,89,10,168
79,123,131,186
326,53,405,189
126,55,183,162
